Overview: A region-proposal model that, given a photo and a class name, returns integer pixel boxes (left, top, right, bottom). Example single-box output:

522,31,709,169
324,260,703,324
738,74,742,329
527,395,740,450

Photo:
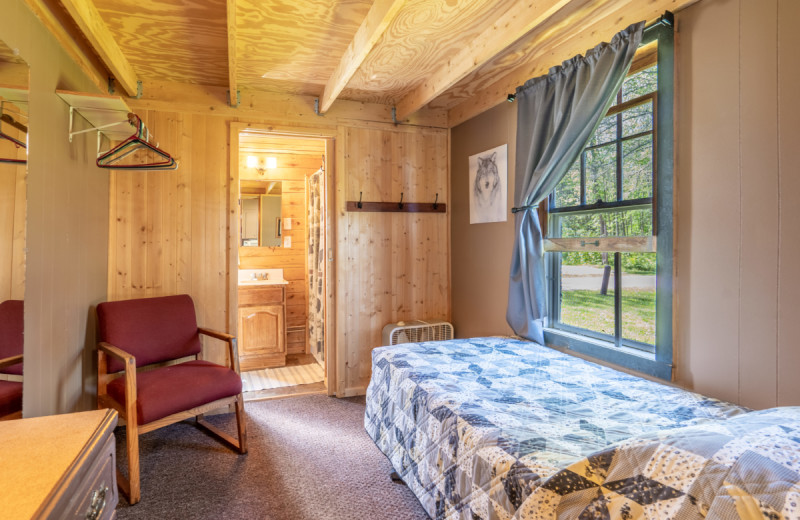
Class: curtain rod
507,11,674,102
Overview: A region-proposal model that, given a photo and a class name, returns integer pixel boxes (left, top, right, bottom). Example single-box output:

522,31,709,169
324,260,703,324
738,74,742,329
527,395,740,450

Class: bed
364,337,800,519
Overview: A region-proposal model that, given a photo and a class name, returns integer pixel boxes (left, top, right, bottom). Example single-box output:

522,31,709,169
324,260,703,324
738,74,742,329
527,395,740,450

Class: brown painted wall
450,0,800,408
450,102,516,339
673,0,800,408
2,0,109,417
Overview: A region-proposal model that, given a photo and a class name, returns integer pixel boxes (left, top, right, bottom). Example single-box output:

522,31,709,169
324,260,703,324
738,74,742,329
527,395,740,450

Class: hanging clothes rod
70,118,132,141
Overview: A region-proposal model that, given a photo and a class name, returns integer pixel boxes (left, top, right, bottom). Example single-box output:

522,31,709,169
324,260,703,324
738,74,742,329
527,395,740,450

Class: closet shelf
0,85,28,108
56,90,134,143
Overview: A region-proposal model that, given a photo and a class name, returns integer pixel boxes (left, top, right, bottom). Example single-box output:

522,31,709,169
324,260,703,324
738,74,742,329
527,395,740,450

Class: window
543,21,674,380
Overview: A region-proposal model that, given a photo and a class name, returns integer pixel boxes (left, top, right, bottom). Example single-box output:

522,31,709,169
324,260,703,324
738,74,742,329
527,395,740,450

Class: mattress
364,337,750,519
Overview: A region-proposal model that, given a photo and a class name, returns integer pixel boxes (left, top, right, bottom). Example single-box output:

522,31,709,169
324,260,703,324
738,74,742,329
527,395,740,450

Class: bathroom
235,129,330,399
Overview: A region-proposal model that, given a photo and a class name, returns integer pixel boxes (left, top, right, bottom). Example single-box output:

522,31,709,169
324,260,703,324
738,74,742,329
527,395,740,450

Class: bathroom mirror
240,180,282,247
0,37,28,420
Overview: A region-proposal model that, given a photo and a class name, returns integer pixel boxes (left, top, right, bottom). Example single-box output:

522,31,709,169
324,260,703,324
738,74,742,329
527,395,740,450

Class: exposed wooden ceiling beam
130,79,448,128
227,0,238,106
59,0,140,97
394,0,572,122
22,0,108,94
446,0,696,127
318,0,406,114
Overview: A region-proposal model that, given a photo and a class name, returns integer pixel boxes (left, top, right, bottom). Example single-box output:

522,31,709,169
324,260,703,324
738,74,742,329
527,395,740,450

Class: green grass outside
561,289,655,345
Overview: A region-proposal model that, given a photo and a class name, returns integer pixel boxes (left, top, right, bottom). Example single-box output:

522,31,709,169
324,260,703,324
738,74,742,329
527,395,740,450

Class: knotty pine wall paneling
336,124,449,395
109,109,450,395
0,124,26,301
108,111,230,366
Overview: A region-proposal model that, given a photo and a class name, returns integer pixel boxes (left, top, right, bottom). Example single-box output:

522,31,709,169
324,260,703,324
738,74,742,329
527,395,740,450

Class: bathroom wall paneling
238,151,323,354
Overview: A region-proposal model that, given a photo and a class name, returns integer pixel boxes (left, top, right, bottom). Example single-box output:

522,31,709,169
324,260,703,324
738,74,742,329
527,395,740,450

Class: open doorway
232,127,334,401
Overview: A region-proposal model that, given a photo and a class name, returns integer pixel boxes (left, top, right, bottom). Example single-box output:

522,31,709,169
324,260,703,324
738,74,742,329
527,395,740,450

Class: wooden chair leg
195,396,248,454
234,395,248,454
126,419,141,505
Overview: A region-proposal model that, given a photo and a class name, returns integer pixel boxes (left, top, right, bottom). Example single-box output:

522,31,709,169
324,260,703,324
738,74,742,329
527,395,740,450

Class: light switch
284,219,292,230
284,236,291,248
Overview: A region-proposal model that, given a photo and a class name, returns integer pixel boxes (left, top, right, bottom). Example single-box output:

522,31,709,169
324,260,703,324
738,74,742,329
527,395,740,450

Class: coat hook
357,191,363,209
398,192,404,210
433,193,439,210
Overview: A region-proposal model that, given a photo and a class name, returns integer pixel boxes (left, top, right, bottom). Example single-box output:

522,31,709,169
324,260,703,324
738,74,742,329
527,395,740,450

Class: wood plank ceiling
37,0,700,126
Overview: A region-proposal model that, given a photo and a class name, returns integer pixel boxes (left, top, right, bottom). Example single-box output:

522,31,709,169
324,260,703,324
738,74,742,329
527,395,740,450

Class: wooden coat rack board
346,192,446,213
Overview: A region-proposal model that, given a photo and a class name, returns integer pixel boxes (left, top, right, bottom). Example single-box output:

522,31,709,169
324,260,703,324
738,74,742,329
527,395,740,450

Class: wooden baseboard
340,386,367,398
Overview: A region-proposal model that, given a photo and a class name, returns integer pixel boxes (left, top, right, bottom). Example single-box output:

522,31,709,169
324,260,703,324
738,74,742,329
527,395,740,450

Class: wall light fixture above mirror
246,155,277,176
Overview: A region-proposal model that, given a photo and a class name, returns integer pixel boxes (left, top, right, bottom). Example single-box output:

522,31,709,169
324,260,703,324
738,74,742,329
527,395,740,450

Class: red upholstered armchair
0,299,23,421
96,294,247,505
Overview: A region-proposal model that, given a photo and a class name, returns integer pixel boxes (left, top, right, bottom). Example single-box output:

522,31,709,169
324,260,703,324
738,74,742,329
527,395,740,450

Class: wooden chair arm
198,327,235,342
98,342,136,365
0,354,22,369
197,328,241,373
97,341,138,429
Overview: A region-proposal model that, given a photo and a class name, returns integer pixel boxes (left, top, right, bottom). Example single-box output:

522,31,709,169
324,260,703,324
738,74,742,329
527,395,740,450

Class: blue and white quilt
519,406,800,519
364,337,773,519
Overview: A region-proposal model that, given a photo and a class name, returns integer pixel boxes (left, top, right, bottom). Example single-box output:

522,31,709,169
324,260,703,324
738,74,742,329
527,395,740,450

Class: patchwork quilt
364,337,754,519
519,406,800,519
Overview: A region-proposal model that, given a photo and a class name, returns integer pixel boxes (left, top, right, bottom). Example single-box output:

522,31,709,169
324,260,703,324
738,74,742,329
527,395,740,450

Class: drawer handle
85,485,108,520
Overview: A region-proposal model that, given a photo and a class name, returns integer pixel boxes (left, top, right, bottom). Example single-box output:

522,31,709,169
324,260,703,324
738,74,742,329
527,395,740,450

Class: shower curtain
307,168,325,364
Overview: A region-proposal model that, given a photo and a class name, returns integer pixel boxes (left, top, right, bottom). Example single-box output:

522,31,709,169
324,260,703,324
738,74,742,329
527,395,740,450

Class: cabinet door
238,304,285,367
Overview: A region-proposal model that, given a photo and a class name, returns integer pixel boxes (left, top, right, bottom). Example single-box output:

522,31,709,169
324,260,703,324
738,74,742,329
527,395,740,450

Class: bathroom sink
238,268,288,286
238,279,288,286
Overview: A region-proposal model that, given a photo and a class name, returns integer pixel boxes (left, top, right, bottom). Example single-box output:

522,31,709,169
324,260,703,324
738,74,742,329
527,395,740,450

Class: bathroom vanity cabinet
238,285,287,370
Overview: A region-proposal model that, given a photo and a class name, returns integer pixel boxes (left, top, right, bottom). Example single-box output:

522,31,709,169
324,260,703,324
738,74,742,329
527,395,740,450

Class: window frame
543,19,675,380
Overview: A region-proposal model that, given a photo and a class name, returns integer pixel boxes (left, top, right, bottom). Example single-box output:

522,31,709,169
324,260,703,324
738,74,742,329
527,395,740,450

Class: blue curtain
507,22,644,344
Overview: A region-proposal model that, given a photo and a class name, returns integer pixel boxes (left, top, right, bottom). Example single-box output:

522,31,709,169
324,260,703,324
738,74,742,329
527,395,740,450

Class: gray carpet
114,395,429,520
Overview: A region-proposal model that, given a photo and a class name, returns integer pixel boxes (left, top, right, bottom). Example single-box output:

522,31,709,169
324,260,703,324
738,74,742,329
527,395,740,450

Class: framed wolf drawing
468,144,508,224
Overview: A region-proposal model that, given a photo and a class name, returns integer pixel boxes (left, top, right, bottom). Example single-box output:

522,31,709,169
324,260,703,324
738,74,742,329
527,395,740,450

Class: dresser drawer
60,432,117,520
239,286,284,306
2,409,118,520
